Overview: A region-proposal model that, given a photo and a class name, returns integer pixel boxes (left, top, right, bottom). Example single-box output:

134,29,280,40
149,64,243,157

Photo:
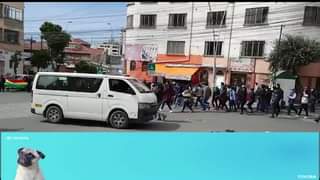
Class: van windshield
127,79,152,93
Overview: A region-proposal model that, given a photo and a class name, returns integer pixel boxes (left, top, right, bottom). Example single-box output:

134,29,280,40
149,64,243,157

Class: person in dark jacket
160,82,174,112
217,84,229,112
270,86,282,118
238,85,247,114
0,75,5,92
255,85,263,112
246,88,255,113
212,86,220,109
310,88,316,113
265,87,272,113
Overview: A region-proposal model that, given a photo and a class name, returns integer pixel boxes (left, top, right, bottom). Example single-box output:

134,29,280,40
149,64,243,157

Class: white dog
15,148,45,180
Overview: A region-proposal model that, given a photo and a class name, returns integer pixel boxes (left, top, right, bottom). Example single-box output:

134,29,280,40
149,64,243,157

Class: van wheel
109,110,129,129
46,106,63,123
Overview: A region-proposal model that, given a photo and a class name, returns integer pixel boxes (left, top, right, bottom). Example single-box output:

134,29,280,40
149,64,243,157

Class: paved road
0,92,319,131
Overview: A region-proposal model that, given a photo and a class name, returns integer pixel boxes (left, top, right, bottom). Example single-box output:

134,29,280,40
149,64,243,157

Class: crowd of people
149,80,320,121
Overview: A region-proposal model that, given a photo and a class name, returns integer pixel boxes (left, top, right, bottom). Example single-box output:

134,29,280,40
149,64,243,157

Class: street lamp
107,22,113,42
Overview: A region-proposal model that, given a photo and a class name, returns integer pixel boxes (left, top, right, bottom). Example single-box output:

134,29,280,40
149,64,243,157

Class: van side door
103,78,138,120
66,77,103,120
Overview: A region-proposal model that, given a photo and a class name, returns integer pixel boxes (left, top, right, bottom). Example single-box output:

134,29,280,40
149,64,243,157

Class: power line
24,3,303,23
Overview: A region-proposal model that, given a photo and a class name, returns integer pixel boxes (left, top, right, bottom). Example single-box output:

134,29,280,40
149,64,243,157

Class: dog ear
18,148,24,154
37,150,45,159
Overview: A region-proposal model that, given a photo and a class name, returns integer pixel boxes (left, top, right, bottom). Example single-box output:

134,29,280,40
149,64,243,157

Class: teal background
1,132,319,180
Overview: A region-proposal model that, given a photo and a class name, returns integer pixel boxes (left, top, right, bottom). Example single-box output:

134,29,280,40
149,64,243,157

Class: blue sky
24,2,127,45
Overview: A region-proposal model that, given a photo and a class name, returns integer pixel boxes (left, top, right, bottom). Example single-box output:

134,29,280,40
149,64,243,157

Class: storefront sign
230,58,254,72
125,44,158,62
141,45,157,62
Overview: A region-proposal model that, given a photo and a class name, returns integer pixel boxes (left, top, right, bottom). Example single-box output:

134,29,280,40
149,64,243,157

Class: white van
31,72,158,129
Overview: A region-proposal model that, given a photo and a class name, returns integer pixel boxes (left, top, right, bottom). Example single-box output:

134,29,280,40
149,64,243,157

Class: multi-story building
125,2,320,88
98,41,121,56
0,2,24,76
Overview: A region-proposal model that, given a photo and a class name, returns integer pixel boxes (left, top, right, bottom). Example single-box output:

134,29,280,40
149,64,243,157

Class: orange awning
154,64,199,80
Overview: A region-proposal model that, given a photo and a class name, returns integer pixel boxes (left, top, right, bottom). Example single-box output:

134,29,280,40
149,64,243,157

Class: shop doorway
231,73,247,86
215,70,224,88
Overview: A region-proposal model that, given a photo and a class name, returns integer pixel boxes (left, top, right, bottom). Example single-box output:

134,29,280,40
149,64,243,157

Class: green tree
40,21,71,71
268,34,320,74
9,51,22,76
31,50,51,72
75,61,97,74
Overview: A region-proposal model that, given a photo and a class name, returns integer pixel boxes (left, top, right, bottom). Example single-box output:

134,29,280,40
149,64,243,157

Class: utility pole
278,24,284,47
188,2,194,62
272,24,285,85
30,36,33,53
226,2,235,84
208,2,217,88
40,35,43,50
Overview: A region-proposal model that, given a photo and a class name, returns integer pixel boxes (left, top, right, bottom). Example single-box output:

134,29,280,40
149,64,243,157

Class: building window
168,13,187,28
244,7,268,25
109,79,135,95
241,41,265,57
167,41,185,55
207,11,226,27
130,61,136,71
303,6,320,26
4,29,19,44
142,62,148,72
4,5,23,21
0,4,3,18
204,41,223,56
127,15,133,29
140,15,156,28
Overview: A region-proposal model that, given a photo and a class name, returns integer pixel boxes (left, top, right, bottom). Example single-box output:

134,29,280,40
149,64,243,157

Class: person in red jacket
160,81,174,112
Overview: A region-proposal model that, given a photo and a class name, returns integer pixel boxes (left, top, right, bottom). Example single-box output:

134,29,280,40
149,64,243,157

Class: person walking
310,88,316,113
181,86,194,112
228,86,237,112
298,87,310,118
277,83,284,110
217,84,229,112
246,88,255,113
287,89,298,116
270,86,282,118
255,84,263,112
212,86,220,109
160,82,174,112
265,87,272,113
238,85,247,115
194,84,203,108
174,83,184,108
0,75,5,92
201,83,212,111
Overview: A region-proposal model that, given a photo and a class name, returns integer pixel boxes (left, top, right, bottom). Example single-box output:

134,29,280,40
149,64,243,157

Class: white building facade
125,2,320,88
